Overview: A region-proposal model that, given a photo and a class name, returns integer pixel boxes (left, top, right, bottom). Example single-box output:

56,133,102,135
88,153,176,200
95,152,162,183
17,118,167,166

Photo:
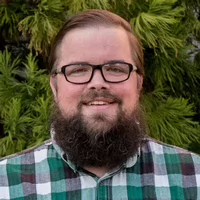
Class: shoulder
0,139,54,168
142,137,200,167
144,137,200,155
137,138,200,198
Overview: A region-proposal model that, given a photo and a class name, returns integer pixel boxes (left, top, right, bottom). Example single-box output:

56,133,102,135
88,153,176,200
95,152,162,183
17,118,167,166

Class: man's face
50,26,142,131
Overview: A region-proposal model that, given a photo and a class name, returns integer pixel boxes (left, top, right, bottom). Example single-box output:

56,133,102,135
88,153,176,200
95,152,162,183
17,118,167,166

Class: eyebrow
65,59,127,66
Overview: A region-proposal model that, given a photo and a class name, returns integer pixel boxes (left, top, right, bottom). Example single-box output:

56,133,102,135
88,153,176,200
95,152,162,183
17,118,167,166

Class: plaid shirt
0,138,200,200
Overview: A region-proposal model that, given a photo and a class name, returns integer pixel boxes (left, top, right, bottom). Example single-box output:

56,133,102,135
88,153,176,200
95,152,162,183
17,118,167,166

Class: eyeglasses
52,61,137,84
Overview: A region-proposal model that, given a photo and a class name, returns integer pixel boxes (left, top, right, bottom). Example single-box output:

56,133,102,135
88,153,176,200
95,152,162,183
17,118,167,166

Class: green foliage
0,0,200,156
142,89,199,149
130,0,184,54
0,50,52,157
145,47,200,95
0,98,30,155
0,49,21,106
63,0,111,14
0,2,20,40
18,0,64,55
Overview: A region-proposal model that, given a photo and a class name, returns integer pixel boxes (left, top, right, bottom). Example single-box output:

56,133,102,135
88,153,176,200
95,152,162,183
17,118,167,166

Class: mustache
79,90,122,105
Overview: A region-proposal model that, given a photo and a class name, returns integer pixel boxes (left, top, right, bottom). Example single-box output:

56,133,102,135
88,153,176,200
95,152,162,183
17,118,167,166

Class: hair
48,9,144,75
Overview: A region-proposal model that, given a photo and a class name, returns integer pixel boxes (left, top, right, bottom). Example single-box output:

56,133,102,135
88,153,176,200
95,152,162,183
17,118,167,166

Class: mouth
87,101,114,106
83,98,115,106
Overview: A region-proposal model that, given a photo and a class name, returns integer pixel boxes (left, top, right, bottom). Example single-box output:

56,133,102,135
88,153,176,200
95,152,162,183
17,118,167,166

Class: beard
52,90,146,170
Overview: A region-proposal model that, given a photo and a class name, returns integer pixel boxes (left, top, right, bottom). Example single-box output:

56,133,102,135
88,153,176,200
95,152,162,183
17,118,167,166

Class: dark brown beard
52,103,146,170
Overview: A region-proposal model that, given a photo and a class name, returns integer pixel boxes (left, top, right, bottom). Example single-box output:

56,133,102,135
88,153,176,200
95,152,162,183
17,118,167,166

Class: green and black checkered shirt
0,138,200,200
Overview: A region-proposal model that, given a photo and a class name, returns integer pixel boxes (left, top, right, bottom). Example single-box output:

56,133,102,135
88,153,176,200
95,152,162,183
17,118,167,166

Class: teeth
88,101,109,105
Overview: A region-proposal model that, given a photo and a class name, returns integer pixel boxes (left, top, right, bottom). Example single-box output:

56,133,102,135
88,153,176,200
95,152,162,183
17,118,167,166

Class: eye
108,67,125,73
71,68,88,74
104,63,129,74
66,65,91,76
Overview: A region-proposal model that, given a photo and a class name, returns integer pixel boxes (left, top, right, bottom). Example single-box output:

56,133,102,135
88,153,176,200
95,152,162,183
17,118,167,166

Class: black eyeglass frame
52,61,137,84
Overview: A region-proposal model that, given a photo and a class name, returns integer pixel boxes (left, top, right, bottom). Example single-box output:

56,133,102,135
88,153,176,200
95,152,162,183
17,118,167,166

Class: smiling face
50,26,142,131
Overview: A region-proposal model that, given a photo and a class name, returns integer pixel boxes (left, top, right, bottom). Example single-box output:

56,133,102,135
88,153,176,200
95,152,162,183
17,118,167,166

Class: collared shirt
0,138,200,200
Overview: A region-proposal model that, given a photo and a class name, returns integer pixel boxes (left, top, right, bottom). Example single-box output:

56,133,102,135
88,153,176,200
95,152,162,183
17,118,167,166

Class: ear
137,74,143,91
50,75,58,101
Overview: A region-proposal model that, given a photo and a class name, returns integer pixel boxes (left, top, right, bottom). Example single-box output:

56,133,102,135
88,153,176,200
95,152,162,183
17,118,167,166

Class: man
0,9,200,200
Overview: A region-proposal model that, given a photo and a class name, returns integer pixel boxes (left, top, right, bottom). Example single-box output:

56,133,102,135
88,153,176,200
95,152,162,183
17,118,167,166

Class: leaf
142,90,200,149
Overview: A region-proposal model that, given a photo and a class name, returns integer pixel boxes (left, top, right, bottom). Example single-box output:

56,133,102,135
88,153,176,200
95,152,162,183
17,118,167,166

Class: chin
83,113,118,134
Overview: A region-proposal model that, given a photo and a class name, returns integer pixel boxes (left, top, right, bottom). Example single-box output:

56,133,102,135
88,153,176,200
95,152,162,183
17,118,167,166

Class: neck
84,166,110,178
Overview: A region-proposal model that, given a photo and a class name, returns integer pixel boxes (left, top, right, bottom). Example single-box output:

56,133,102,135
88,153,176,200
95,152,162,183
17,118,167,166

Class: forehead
56,26,133,67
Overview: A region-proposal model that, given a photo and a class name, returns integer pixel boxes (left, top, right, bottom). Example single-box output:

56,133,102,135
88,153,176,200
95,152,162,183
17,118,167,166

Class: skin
50,26,143,176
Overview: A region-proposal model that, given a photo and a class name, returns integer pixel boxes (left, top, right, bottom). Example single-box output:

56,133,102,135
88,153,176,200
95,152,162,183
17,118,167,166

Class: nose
86,70,110,90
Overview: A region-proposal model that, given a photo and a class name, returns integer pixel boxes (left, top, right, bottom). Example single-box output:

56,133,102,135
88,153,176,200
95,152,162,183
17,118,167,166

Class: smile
88,101,112,106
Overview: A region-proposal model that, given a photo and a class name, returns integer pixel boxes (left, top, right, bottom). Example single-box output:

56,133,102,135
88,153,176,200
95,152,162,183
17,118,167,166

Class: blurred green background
0,0,200,157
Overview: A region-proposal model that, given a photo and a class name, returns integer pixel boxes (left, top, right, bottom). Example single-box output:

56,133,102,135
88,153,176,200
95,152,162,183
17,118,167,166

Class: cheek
115,81,139,110
58,89,80,103
56,82,84,112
